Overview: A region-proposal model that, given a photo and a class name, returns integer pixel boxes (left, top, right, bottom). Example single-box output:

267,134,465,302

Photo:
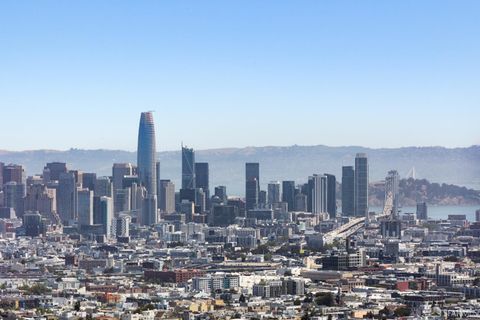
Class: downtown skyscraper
182,145,196,190
354,153,369,217
137,112,157,196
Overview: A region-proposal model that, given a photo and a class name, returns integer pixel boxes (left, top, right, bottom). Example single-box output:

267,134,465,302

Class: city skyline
1,1,479,151
1,2,480,318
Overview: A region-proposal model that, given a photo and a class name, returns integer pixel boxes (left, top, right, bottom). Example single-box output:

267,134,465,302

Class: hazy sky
1,1,479,151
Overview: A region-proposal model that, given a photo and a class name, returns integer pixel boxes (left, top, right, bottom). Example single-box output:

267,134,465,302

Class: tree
394,306,411,317
314,292,335,307
74,301,81,311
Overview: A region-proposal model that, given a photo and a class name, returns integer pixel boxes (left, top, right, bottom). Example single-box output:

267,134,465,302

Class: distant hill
368,178,480,206
0,145,479,195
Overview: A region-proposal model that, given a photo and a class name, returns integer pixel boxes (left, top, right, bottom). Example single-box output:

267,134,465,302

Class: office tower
96,196,113,237
294,193,308,211
246,179,259,211
141,194,158,226
195,162,209,203
112,163,133,192
354,153,369,217
325,174,337,217
43,162,67,182
282,181,295,212
24,184,56,218
114,189,131,213
267,181,281,206
310,174,328,216
131,184,146,211
245,163,260,210
23,212,46,237
416,202,428,220
195,188,206,213
95,177,113,198
385,170,400,215
0,162,3,188
3,164,25,185
77,188,93,226
214,186,227,204
70,170,83,187
4,182,26,217
116,215,130,237
82,173,97,191
57,172,77,224
137,111,157,195
158,180,175,214
341,166,355,216
476,209,480,223
156,161,161,201
182,145,196,189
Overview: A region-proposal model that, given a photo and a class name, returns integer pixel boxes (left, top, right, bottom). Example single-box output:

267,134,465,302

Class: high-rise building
416,202,428,220
114,188,131,213
112,163,133,192
24,184,56,219
82,173,97,191
23,211,46,237
476,209,480,223
158,180,175,214
137,112,157,195
325,174,337,217
116,215,130,237
182,145,196,190
77,188,93,226
341,166,355,216
294,193,308,211
0,162,4,188
246,179,259,211
195,162,209,205
97,196,113,237
214,186,227,204
385,170,400,215
267,181,281,206
3,164,25,185
57,172,77,224
94,177,113,198
245,163,260,210
3,182,26,217
282,181,295,212
142,194,158,226
354,153,369,217
43,162,67,182
310,174,328,216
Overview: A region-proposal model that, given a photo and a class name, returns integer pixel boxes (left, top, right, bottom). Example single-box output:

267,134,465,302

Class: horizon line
0,143,478,154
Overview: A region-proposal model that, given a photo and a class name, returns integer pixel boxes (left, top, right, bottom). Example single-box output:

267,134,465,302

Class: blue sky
0,1,479,151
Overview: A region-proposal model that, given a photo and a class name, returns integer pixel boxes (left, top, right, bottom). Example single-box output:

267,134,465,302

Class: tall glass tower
137,112,157,195
181,145,196,189
354,153,369,217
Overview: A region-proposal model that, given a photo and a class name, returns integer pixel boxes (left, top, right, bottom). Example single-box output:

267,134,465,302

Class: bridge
322,191,394,245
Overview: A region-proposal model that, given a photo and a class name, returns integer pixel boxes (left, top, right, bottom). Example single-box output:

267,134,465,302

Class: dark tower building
137,112,157,195
245,163,260,210
325,174,337,217
3,164,25,185
341,166,355,216
282,181,295,212
182,145,196,190
214,186,227,204
195,162,209,203
416,202,428,220
354,153,369,217
44,162,67,182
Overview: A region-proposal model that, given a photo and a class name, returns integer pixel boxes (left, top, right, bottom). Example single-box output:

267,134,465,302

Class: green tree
394,306,411,317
